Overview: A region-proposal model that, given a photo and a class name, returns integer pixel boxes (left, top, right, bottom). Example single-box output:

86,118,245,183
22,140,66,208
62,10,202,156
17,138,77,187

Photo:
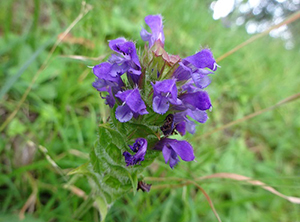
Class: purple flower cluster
92,15,218,169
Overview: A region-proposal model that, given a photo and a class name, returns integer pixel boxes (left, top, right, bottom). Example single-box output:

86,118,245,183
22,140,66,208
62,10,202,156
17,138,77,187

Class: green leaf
87,124,159,204
95,196,108,222
67,162,89,176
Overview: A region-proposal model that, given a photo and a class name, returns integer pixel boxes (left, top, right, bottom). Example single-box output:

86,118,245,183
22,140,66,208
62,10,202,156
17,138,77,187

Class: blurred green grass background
1,0,300,221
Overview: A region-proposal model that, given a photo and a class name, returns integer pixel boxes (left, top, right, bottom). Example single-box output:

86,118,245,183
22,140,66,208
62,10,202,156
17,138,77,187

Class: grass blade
0,1,93,132
0,38,53,99
196,173,300,204
216,11,300,62
198,92,300,140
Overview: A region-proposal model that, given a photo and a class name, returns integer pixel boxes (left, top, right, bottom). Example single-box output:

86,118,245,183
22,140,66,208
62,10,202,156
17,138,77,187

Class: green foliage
1,0,300,221
69,119,159,219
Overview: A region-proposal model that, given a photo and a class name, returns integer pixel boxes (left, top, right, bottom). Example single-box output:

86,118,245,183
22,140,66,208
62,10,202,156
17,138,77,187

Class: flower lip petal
115,89,148,117
154,138,195,168
152,79,181,114
187,109,208,123
115,105,133,122
152,96,169,114
179,91,212,111
168,140,195,162
191,72,211,89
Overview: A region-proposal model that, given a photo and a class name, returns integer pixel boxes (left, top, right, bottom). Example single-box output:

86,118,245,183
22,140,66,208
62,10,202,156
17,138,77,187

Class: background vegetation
1,0,300,221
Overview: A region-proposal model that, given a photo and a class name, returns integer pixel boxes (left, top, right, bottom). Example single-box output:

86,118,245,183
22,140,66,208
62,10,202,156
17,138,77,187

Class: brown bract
152,40,181,66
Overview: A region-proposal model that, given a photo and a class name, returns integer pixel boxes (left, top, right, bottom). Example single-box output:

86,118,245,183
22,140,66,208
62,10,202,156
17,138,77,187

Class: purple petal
181,82,199,93
104,87,116,108
174,111,196,134
128,67,142,75
127,72,140,85
140,27,151,42
108,54,125,64
179,91,211,111
129,138,147,153
93,63,124,87
123,138,147,166
153,79,177,95
175,121,186,136
162,145,171,164
123,151,133,164
115,105,133,122
115,89,148,116
120,42,141,69
187,109,208,123
173,63,192,81
191,72,211,89
153,96,169,114
109,38,127,53
183,49,217,71
115,89,131,102
185,119,196,134
152,79,180,109
109,38,141,69
168,140,195,162
92,78,109,91
110,63,129,77
141,15,165,48
156,138,195,168
174,110,197,134
93,62,115,80
125,89,148,114
169,150,180,168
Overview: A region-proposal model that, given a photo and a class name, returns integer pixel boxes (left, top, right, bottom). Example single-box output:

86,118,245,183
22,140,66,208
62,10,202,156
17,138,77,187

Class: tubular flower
154,138,195,169
92,62,124,107
115,88,148,122
173,49,218,89
108,38,142,84
91,14,219,169
123,138,148,166
152,79,181,114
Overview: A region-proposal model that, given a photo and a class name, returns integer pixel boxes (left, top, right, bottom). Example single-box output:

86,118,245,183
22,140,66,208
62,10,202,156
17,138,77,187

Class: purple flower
109,38,141,70
173,49,218,89
108,38,142,84
174,109,208,134
152,79,181,114
172,90,211,134
140,15,165,48
179,91,211,111
93,62,124,86
123,138,147,166
154,138,195,168
183,49,218,71
115,88,148,122
174,121,186,136
92,62,124,107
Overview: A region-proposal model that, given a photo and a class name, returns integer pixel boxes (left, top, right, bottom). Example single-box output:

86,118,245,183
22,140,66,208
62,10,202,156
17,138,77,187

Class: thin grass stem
197,92,300,140
216,11,300,62
0,1,92,132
